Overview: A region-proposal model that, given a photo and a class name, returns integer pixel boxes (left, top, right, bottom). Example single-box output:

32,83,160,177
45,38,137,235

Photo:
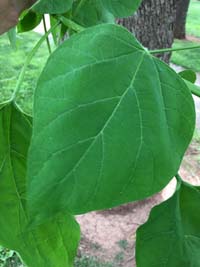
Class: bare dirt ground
186,35,200,43
77,196,161,267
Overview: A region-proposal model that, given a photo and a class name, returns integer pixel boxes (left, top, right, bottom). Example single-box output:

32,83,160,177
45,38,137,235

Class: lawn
171,39,200,72
171,0,200,71
0,31,49,113
187,0,200,37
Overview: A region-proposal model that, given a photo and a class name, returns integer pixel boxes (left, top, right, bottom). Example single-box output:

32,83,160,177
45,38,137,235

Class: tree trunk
118,0,176,63
174,0,190,39
0,0,37,34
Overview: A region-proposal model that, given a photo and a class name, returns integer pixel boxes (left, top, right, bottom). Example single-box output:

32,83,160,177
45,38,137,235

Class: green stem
183,79,200,98
11,21,59,101
190,86,200,97
175,174,182,182
149,45,200,54
58,16,85,32
175,174,182,190
43,15,52,54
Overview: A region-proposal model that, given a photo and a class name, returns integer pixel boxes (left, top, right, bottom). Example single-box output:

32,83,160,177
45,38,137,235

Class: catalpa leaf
101,0,141,17
18,10,42,33
0,102,80,267
73,0,141,26
179,69,196,84
32,0,73,14
73,1,115,27
27,24,195,224
136,181,200,267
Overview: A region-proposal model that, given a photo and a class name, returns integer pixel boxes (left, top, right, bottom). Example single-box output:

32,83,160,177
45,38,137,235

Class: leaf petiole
57,16,85,32
42,15,52,54
183,79,200,98
175,174,183,191
149,45,200,54
175,174,183,183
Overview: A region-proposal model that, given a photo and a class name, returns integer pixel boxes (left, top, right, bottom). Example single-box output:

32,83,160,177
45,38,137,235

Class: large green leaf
0,102,80,267
136,181,200,266
73,0,141,26
27,24,195,224
32,0,73,14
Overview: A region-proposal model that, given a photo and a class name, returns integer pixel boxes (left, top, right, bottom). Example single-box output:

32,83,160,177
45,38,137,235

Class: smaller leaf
179,69,196,84
101,0,142,17
136,180,200,267
32,0,73,14
0,102,80,267
17,10,42,33
73,1,115,27
72,0,141,26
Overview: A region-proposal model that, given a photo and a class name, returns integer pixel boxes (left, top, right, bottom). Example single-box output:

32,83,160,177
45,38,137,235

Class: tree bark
0,0,36,34
118,0,176,63
174,0,190,39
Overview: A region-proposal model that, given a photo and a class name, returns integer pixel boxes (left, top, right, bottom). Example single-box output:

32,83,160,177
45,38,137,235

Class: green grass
186,0,200,37
171,39,200,72
0,31,49,113
171,0,200,71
